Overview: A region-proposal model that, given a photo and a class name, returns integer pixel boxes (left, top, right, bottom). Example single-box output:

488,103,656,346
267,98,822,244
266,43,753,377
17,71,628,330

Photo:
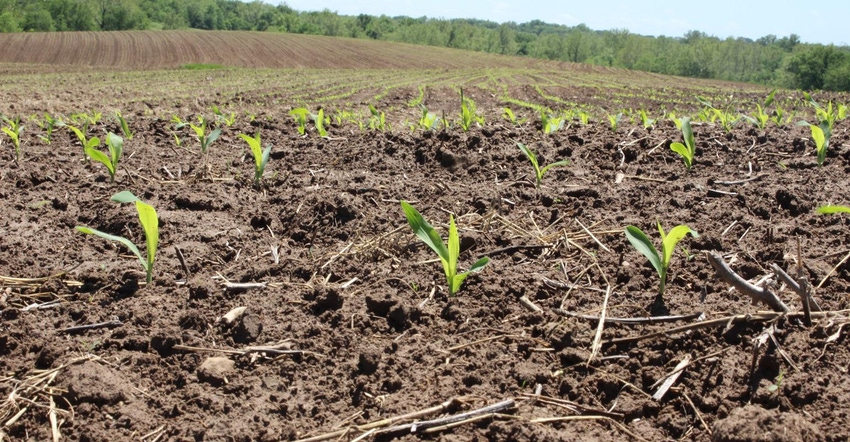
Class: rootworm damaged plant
401,201,490,297
624,222,698,299
76,191,159,284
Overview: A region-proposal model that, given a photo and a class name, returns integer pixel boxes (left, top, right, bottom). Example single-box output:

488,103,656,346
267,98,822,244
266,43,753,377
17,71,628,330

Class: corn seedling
34,113,63,144
211,105,236,126
289,108,309,135
458,89,484,132
502,107,518,125
624,222,698,298
540,110,565,134
697,96,737,132
188,116,221,155
670,117,696,170
577,110,590,125
238,131,272,187
86,132,124,183
67,124,100,160
76,191,159,284
418,105,440,131
517,142,569,188
368,105,388,131
71,110,102,135
607,113,623,132
639,109,655,129
311,109,329,137
741,104,770,130
400,201,490,297
806,124,830,166
2,116,24,163
771,105,789,126
115,111,132,139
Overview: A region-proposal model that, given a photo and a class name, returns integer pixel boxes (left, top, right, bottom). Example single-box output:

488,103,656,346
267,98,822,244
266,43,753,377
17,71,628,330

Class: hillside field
1,31,849,441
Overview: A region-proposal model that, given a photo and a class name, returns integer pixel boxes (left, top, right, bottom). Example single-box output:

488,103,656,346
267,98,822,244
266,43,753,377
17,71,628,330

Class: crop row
1,90,848,300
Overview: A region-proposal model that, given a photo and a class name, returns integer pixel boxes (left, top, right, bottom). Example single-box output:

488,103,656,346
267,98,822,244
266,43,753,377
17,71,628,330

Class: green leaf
661,225,698,269
111,190,140,204
76,226,146,269
135,199,159,283
85,147,115,176
670,142,692,169
468,256,490,273
540,159,570,176
447,215,460,293
400,201,449,263
207,128,221,145
85,136,100,151
624,226,662,278
680,117,694,151
764,89,776,108
817,205,850,215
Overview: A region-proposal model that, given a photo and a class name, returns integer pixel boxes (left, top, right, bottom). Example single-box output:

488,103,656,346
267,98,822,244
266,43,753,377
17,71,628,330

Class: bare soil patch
1,85,850,441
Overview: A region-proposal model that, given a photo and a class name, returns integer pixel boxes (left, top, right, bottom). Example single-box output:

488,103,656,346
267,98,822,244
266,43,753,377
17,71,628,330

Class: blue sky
274,0,848,46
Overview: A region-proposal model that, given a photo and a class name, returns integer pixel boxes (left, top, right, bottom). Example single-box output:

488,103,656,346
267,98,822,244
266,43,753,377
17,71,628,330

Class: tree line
2,0,849,91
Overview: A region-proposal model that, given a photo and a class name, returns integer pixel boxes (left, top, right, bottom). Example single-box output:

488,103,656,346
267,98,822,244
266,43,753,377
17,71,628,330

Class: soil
2,85,850,442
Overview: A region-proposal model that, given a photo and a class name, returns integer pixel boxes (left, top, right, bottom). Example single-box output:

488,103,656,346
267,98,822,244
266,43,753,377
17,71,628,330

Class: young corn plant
2,116,24,163
400,201,490,297
71,110,102,136
418,105,440,131
540,110,565,134
67,124,100,160
697,96,737,132
808,124,830,166
607,112,623,133
458,89,484,132
741,104,770,130
517,142,569,188
211,105,236,126
670,117,696,170
76,191,159,285
639,109,655,129
624,222,698,299
86,132,124,183
368,104,387,131
311,109,328,137
289,108,309,135
238,131,272,187
189,116,221,155
577,110,590,125
502,107,518,125
115,111,132,139
34,113,63,144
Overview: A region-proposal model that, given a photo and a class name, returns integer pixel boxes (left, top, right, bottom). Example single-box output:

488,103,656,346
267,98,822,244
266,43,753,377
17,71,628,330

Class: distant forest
2,0,849,91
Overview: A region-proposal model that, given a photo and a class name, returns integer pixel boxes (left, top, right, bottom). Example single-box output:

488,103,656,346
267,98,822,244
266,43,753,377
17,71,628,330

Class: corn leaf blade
401,201,449,263
625,225,662,278
76,226,146,269
817,205,850,215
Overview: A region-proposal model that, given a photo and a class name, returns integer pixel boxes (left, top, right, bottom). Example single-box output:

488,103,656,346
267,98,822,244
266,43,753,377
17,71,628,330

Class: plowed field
1,31,849,442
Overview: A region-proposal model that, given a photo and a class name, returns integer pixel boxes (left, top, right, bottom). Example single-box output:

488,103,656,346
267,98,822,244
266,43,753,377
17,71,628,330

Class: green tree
785,45,849,90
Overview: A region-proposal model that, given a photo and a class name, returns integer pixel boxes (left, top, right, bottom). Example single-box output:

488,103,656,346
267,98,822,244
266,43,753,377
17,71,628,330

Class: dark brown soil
2,85,850,442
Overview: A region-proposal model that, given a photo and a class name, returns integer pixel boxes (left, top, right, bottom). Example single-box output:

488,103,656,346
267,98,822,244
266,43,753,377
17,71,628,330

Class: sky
273,0,848,46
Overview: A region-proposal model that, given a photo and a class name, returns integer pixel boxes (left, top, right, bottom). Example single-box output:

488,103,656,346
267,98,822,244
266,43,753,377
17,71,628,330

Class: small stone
197,357,235,385
232,311,263,344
